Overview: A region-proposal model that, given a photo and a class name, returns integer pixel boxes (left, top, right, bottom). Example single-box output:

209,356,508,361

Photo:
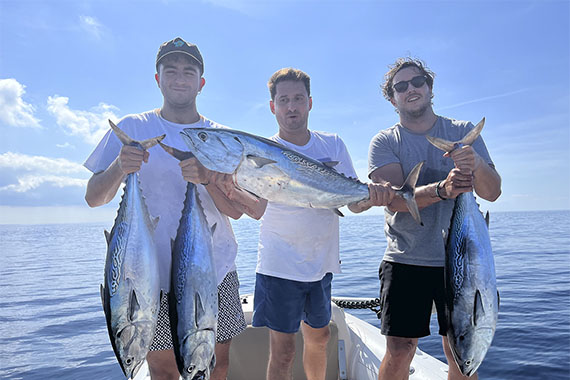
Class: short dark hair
381,57,435,101
268,68,311,101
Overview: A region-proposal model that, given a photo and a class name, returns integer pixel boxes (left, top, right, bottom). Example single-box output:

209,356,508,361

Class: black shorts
378,261,447,338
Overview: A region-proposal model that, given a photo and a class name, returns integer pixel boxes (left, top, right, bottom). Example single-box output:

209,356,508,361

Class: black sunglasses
393,75,427,93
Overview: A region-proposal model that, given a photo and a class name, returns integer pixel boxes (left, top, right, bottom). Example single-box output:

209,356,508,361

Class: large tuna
179,128,424,224
427,117,499,376
159,142,218,380
100,120,164,379
444,192,499,376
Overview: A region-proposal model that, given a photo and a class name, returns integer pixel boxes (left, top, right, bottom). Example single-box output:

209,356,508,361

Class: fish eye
126,358,133,365
187,365,195,373
198,132,208,142
465,360,472,365
459,335,465,341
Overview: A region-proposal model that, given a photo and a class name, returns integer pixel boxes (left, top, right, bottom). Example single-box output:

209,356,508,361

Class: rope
332,297,382,318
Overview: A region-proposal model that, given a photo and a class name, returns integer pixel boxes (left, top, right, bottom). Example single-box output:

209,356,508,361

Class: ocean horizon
1,210,569,379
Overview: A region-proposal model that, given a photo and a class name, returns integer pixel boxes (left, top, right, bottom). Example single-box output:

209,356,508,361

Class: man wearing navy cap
84,37,263,380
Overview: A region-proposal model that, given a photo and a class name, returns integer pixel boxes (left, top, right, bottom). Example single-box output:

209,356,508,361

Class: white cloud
47,95,119,145
0,175,87,192
79,15,104,39
0,152,85,174
0,78,41,128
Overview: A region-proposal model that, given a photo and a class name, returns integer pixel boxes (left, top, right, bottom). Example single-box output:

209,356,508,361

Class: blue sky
0,0,568,224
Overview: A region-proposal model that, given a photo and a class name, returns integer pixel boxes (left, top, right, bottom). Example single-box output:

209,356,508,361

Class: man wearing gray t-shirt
366,58,502,380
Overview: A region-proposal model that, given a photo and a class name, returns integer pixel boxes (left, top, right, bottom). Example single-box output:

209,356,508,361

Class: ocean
1,211,569,379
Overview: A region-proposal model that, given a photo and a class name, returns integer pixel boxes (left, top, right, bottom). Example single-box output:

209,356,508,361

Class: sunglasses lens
411,76,427,88
394,81,408,93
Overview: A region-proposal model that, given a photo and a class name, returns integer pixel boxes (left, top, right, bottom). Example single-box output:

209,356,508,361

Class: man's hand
440,168,473,199
445,145,484,175
118,145,149,175
180,157,213,184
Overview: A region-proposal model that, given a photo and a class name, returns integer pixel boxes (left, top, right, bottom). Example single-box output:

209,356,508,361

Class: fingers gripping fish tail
393,161,424,226
108,119,165,149
426,117,485,153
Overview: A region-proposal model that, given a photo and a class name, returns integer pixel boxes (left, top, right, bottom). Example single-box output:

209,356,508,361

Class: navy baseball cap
155,37,204,74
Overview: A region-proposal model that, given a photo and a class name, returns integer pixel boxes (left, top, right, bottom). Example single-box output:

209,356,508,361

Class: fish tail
158,141,195,161
108,119,165,149
426,117,485,152
394,161,424,225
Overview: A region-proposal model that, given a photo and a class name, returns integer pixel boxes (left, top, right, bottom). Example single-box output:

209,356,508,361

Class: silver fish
426,117,499,376
179,128,424,224
444,192,499,377
160,142,218,380
100,120,164,379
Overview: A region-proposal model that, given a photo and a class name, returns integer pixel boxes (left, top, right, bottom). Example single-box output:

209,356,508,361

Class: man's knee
386,336,417,361
147,350,180,380
302,324,330,349
269,331,297,365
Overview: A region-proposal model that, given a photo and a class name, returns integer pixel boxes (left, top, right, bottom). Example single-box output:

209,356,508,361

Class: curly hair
268,68,311,101
381,57,435,101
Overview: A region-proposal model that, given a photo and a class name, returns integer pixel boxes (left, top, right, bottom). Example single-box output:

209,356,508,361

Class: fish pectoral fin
129,289,141,322
211,222,217,235
497,290,501,310
194,292,206,326
104,230,111,244
333,208,344,217
322,161,339,168
485,211,490,228
246,155,277,168
472,289,485,326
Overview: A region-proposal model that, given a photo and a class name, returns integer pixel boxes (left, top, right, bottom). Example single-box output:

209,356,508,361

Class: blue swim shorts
252,272,333,333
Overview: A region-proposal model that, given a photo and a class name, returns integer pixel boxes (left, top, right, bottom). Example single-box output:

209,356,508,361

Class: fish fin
333,208,344,217
322,161,339,168
109,119,135,146
158,141,195,161
472,289,485,327
109,119,165,149
246,155,277,168
140,134,166,150
393,161,424,225
195,291,206,326
211,222,217,235
485,211,490,228
129,289,141,322
425,135,456,153
497,290,501,310
426,117,485,153
152,216,160,230
104,230,111,244
459,117,485,146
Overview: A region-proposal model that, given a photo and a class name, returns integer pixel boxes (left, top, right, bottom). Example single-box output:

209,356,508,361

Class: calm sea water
1,211,569,379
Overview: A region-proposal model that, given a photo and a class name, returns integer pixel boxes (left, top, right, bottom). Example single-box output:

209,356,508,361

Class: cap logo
173,40,185,47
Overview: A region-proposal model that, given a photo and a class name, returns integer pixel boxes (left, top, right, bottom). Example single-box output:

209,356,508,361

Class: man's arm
85,145,148,207
447,145,501,201
368,162,474,213
180,157,266,220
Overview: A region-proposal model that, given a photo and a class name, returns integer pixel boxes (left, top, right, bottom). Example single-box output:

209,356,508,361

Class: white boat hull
133,294,449,380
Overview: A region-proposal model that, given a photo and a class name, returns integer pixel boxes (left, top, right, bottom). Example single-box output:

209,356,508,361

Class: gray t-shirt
368,116,493,267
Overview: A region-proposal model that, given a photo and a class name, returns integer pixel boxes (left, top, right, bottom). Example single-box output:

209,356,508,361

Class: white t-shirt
84,110,238,289
257,130,357,282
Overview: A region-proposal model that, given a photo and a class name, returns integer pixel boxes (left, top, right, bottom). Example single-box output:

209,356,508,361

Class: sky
0,0,568,224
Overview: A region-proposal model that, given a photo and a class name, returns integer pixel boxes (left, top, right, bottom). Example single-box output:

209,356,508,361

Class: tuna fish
444,192,499,376
100,120,164,379
426,117,499,376
159,142,218,380
179,128,424,224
